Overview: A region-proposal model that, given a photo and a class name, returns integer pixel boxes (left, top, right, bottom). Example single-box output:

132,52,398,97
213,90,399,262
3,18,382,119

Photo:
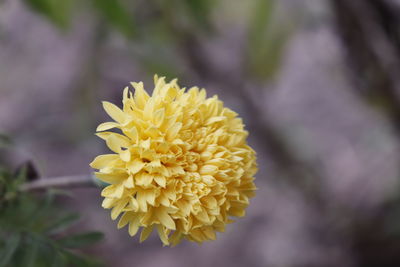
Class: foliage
91,0,135,38
0,133,12,149
20,0,289,81
247,0,293,80
23,0,75,29
0,164,104,267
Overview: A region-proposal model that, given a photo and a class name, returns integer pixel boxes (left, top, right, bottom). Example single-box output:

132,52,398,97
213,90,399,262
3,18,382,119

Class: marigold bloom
90,76,257,246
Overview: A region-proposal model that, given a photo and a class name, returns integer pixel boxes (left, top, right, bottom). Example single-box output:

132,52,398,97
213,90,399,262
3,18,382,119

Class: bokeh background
1,0,400,266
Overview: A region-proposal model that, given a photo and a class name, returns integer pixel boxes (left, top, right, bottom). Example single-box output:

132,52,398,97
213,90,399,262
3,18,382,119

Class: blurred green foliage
91,0,135,38
24,0,75,29
0,133,12,149
23,0,135,36
21,0,289,82
247,0,292,80
182,0,213,30
0,164,104,267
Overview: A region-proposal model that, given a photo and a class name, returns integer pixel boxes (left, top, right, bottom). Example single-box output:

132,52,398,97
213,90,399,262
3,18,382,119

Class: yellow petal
154,175,166,187
127,159,146,174
140,225,154,243
228,207,245,217
144,190,156,205
202,196,217,209
118,211,134,229
205,116,226,125
111,184,125,198
124,126,139,143
102,101,126,124
102,197,117,209
195,207,210,223
170,231,183,247
136,191,148,211
153,76,166,96
94,172,126,184
96,122,120,131
140,138,151,150
111,199,128,220
122,86,131,104
189,229,205,243
135,172,153,187
106,133,130,153
101,183,125,198
127,196,139,211
202,227,216,240
128,216,140,236
176,200,191,216
120,149,131,162
199,165,218,175
158,194,170,206
156,207,176,230
131,82,149,109
166,122,182,140
143,98,155,121
153,108,165,127
157,224,169,246
123,175,134,188
95,132,113,141
90,154,119,169
144,126,159,139
153,74,159,85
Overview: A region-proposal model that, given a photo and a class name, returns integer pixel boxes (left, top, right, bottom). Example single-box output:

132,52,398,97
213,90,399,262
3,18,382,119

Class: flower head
90,76,257,246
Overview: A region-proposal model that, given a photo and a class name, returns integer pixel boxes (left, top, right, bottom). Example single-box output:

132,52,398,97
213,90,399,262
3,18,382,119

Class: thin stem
20,175,95,191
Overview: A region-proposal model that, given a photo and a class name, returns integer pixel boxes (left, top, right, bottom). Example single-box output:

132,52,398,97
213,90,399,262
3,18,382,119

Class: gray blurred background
1,0,400,266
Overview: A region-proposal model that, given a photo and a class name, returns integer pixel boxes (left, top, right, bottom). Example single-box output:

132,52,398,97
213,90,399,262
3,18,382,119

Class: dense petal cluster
90,76,257,246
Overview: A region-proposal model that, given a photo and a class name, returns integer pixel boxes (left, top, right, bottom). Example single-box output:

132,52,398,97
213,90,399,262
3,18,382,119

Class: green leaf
12,236,39,267
29,235,58,267
91,0,135,38
46,213,80,234
0,233,21,267
58,232,104,249
23,0,75,29
23,192,56,232
50,251,68,267
22,243,38,267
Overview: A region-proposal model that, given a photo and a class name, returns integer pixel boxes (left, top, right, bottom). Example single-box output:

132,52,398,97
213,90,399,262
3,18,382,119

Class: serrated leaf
46,213,81,234
0,233,21,267
58,232,104,249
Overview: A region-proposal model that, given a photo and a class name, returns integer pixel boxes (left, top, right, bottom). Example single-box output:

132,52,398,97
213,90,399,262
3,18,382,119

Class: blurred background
1,0,400,266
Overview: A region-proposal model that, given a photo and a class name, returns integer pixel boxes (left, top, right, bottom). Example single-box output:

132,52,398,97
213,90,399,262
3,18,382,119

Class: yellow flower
90,75,257,246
